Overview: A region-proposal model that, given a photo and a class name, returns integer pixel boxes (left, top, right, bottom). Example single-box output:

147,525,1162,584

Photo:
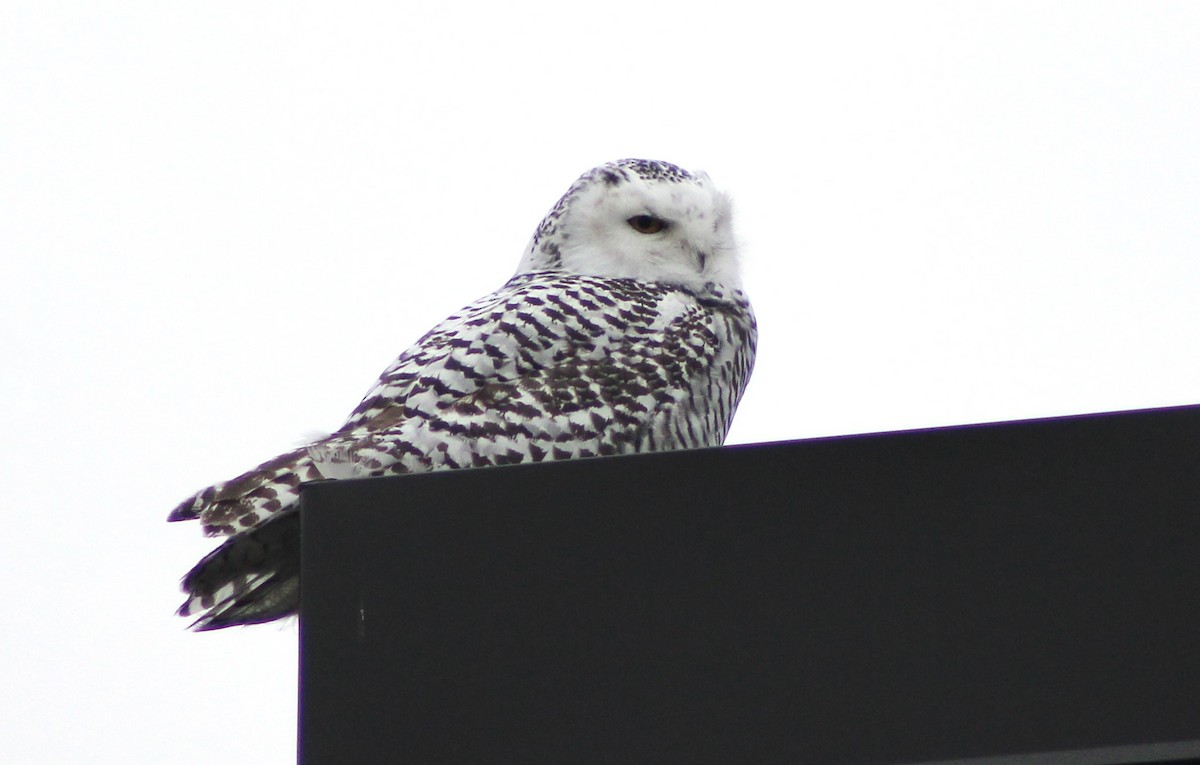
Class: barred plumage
169,159,757,630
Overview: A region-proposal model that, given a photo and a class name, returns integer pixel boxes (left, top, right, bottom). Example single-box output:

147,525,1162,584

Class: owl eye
627,215,668,234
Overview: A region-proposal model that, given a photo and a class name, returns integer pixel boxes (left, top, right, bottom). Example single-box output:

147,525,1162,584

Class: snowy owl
169,158,757,630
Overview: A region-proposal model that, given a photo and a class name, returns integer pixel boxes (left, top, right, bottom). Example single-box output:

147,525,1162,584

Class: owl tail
176,511,301,631
169,439,380,629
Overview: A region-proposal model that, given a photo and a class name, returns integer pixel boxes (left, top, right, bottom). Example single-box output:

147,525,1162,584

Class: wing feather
169,271,755,628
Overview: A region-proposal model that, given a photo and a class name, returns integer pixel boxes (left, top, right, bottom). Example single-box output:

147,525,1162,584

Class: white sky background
2,2,1198,762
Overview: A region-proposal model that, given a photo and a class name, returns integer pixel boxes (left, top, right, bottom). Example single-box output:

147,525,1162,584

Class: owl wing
169,273,681,529
330,291,749,473
169,274,753,629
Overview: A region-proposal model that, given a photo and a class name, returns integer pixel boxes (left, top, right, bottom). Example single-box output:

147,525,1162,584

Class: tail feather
178,511,301,630
170,438,381,628
168,447,312,534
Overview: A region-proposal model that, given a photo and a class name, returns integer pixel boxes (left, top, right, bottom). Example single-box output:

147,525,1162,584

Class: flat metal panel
300,405,1200,764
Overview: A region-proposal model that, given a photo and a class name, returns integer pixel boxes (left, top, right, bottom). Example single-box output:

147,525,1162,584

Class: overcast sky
3,2,1199,762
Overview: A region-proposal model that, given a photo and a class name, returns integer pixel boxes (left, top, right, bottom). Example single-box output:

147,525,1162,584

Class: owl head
517,159,742,292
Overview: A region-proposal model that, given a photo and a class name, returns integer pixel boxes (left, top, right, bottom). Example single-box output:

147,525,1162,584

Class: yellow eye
627,215,667,234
